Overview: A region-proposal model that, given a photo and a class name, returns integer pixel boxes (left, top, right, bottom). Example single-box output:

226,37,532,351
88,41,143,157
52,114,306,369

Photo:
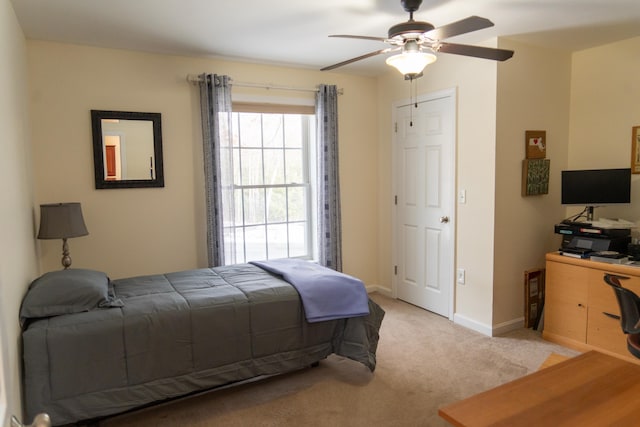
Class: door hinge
394,195,397,205
394,265,398,275
394,122,398,133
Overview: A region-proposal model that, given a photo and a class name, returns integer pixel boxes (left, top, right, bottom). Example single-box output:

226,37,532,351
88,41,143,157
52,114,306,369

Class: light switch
458,189,466,204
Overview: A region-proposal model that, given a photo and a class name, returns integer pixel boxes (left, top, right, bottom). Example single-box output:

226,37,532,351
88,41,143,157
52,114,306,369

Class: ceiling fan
321,0,514,76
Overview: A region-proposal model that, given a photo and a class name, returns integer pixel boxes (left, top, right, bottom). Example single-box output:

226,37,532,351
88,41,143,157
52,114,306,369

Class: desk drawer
587,270,640,358
589,270,640,307
586,308,627,356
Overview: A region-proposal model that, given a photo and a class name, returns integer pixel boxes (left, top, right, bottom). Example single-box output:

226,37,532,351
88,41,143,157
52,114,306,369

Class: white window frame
229,97,317,264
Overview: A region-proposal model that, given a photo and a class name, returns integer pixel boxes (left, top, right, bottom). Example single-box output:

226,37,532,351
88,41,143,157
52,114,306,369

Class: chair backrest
603,274,640,334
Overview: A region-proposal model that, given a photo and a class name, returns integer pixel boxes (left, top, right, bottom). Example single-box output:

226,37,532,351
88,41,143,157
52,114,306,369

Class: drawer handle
603,311,621,320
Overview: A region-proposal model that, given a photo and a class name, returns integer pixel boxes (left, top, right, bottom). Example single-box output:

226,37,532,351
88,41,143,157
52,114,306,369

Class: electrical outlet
456,268,465,285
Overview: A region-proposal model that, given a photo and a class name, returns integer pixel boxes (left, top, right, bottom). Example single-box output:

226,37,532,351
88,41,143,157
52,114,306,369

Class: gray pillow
20,269,123,325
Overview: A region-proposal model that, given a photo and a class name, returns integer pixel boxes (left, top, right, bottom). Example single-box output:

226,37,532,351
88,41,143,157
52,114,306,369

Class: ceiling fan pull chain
409,78,414,127
408,75,419,127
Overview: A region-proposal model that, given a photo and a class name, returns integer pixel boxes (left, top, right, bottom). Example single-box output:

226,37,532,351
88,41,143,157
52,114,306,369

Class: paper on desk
591,218,636,229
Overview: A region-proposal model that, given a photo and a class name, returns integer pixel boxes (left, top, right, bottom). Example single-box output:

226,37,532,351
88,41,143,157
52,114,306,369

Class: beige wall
0,0,39,422
27,41,380,285
493,39,572,327
568,36,640,225
376,40,500,330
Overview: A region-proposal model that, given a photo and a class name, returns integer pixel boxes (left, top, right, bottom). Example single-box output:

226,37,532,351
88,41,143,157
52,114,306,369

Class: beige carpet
100,293,578,427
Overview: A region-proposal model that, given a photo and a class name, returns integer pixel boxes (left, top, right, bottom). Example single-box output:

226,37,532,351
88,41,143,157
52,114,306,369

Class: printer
555,220,631,255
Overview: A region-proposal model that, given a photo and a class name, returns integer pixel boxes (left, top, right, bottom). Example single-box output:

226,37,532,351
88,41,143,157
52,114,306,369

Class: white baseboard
453,313,493,336
454,313,525,337
366,285,392,298
369,289,526,337
492,317,525,336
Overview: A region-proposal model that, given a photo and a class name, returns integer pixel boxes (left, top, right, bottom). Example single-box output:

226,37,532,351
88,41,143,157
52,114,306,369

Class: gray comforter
22,264,384,426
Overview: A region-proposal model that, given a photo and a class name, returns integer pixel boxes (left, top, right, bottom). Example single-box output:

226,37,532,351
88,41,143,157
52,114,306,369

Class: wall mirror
91,110,164,189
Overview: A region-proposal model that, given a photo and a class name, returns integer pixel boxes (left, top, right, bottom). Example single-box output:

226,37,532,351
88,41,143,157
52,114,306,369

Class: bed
20,261,384,426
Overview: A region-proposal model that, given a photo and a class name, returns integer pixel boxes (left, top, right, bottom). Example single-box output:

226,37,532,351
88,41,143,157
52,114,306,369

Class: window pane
239,113,262,147
232,148,241,185
288,187,306,222
284,115,303,148
240,148,263,185
243,188,265,225
264,149,285,185
263,114,283,148
285,148,304,184
267,224,288,259
234,227,245,263
234,189,244,226
220,145,233,177
224,227,238,262
288,222,308,257
244,225,266,262
266,187,286,223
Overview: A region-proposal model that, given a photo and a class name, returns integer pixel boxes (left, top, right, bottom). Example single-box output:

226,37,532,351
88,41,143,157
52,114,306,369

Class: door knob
439,216,449,223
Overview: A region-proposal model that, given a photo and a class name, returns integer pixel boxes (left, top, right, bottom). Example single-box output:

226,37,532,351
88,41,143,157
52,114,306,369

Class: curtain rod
186,74,343,95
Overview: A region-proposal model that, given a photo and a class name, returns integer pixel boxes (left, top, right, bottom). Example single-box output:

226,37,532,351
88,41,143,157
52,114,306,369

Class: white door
393,89,456,318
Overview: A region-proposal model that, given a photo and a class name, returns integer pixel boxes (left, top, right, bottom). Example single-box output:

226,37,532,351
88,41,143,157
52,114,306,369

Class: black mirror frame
91,110,165,189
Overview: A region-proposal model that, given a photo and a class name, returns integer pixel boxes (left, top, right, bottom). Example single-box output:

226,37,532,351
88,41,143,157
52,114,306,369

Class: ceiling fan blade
329,34,387,42
321,47,396,71
424,16,494,40
437,42,514,61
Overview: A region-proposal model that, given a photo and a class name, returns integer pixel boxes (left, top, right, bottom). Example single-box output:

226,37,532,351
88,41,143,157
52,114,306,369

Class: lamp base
61,238,72,270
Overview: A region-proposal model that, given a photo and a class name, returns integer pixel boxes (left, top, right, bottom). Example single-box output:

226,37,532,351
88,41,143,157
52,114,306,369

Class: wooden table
438,351,640,426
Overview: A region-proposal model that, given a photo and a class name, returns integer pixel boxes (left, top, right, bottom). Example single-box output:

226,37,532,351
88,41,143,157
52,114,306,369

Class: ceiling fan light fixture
386,50,437,76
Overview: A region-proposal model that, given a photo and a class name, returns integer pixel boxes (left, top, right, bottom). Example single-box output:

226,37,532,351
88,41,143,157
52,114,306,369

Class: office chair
603,274,640,358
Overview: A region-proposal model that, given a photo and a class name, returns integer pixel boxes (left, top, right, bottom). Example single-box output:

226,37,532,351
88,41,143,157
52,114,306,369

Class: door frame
391,87,457,320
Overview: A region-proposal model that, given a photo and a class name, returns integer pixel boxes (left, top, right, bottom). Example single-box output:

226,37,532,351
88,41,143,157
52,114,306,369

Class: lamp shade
386,50,437,76
37,203,89,239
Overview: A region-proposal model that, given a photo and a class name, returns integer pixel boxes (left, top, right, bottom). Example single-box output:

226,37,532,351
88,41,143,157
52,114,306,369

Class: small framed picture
631,126,640,174
524,268,545,329
525,130,546,159
522,159,550,196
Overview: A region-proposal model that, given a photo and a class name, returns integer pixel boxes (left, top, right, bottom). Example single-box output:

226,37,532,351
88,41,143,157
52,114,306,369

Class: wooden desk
438,351,640,426
543,252,640,362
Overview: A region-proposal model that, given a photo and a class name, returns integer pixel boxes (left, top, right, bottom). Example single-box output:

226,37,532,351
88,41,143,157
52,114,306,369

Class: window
224,105,316,264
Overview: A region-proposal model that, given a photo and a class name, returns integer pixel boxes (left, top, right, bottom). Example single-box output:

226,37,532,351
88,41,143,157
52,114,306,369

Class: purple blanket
250,259,370,323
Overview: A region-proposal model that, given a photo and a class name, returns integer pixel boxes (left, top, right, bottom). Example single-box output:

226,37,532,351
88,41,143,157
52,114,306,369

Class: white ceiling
11,0,640,76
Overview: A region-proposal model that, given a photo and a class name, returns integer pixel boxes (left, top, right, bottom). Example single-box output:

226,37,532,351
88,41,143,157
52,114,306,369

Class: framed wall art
525,130,546,159
522,158,550,196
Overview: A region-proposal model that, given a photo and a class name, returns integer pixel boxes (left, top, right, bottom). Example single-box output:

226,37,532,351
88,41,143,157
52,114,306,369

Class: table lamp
37,202,89,269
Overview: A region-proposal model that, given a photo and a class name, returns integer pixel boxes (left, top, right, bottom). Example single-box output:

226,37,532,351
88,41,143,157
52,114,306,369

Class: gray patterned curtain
199,74,235,267
316,84,342,271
